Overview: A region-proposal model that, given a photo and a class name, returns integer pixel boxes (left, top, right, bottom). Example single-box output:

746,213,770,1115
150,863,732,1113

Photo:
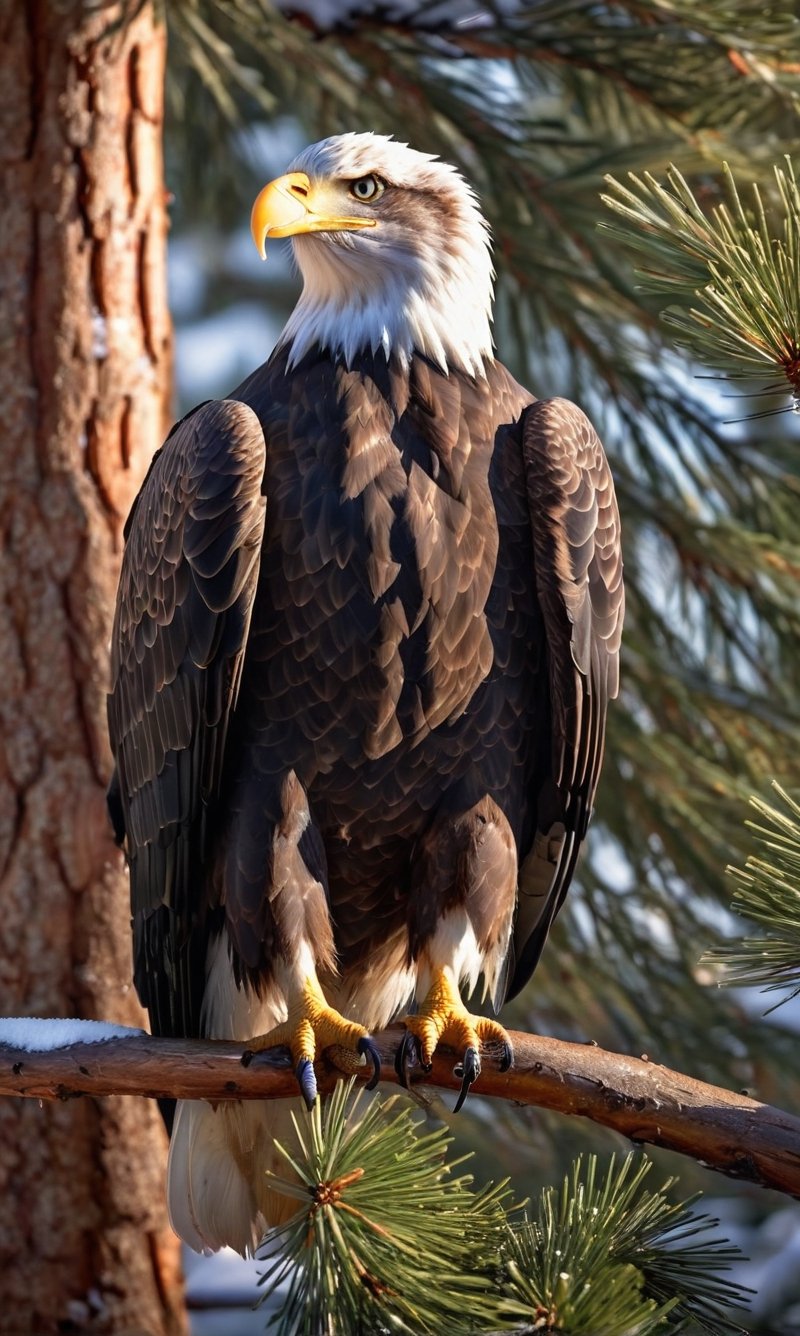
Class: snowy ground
185,1248,275,1335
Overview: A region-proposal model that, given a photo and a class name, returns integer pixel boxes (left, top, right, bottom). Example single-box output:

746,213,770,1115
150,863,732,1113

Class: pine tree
161,0,800,1101
708,782,800,1008
155,3,800,1331
255,1081,752,1335
0,2,183,1329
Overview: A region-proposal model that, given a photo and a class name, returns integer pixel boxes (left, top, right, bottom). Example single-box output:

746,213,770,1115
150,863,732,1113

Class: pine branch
164,0,799,135
258,1091,750,1336
506,1152,750,1335
259,1081,517,1335
706,781,800,1005
2,1021,800,1199
601,157,800,407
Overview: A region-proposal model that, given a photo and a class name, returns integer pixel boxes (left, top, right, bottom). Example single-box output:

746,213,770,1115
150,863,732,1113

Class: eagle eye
349,174,384,203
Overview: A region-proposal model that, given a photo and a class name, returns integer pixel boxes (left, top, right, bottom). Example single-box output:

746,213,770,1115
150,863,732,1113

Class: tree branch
2,1021,799,1199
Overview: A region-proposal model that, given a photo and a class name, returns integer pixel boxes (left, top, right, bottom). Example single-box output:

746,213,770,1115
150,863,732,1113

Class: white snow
185,1245,288,1333
0,1017,144,1052
270,0,511,32
184,1247,266,1307
91,309,108,359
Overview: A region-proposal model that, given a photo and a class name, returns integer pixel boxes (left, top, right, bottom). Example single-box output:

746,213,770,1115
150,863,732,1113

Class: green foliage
258,1080,515,1335
601,159,800,409
257,1089,749,1335
505,1154,750,1335
707,783,800,1009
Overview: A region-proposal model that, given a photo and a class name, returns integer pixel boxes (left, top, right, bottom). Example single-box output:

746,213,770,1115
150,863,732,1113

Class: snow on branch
1,1018,799,1200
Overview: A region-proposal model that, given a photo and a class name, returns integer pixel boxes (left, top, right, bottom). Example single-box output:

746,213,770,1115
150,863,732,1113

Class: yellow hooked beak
250,172,378,259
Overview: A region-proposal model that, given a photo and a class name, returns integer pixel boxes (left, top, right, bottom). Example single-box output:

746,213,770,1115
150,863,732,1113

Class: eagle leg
241,976,381,1108
398,967,513,1110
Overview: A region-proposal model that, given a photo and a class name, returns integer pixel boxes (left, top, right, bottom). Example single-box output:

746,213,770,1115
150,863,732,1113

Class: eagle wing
107,400,267,1038
507,396,624,999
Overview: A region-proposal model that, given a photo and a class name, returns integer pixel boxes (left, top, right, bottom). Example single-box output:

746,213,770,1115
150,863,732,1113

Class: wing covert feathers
508,397,624,999
107,399,267,1038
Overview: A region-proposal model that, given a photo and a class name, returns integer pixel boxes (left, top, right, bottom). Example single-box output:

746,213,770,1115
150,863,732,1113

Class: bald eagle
108,132,624,1254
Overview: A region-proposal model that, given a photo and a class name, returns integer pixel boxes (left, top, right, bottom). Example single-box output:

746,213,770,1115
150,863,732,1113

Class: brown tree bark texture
0,3,184,1332
2,1026,799,1201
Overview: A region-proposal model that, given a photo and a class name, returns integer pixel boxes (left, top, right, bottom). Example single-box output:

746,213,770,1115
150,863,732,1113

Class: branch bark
2,1023,799,1200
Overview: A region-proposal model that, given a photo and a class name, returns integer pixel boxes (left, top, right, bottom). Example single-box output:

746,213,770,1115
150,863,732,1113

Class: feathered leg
227,771,382,1105
399,796,517,1109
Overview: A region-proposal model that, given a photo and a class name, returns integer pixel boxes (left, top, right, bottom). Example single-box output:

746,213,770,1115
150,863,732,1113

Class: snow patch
91,309,108,359
271,0,509,33
0,1017,144,1052
184,1245,289,1330
184,1246,266,1307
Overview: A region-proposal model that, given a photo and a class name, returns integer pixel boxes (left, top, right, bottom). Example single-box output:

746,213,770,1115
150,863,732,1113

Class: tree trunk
0,2,184,1331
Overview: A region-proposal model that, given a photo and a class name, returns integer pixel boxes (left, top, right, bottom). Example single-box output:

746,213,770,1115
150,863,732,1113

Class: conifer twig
1,1022,799,1199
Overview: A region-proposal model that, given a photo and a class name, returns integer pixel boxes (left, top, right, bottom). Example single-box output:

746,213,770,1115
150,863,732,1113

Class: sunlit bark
0,1,183,1330
2,1025,799,1202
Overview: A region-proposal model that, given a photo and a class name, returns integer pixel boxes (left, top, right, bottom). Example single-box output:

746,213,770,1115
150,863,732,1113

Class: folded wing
508,397,624,998
107,400,267,1038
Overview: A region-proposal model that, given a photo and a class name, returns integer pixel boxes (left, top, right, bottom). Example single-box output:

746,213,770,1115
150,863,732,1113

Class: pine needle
706,782,800,1009
601,158,800,407
256,1089,749,1335
504,1154,751,1335
257,1081,516,1335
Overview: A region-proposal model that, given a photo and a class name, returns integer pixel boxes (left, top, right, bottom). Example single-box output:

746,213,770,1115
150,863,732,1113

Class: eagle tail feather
168,1098,301,1255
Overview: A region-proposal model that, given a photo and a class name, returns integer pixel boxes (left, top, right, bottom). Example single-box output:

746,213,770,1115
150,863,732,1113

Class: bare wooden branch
2,1024,799,1199
3,1020,795,1202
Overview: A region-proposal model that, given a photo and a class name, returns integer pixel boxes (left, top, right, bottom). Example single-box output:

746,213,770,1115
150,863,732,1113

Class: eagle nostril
290,182,308,199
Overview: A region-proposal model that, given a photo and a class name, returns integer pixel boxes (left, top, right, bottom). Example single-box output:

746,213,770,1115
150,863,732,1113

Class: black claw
358,1036,382,1091
394,1030,421,1088
241,1048,254,1068
500,1040,514,1073
452,1046,480,1114
296,1057,317,1110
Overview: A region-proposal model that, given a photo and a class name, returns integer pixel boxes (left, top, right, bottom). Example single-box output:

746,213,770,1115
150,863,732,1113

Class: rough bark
2,1025,800,1202
0,2,184,1332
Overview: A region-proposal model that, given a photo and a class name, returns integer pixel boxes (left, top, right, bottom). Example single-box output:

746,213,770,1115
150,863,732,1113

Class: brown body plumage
107,133,623,1254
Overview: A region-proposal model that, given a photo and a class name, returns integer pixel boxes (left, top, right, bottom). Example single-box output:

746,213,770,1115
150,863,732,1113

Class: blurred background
156,3,800,1329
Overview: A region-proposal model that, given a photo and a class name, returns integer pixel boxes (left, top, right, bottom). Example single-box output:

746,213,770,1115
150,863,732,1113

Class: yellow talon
243,977,381,1106
397,967,513,1111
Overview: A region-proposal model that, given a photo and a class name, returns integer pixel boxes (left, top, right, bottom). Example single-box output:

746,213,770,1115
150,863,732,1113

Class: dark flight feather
107,399,267,1038
506,397,624,999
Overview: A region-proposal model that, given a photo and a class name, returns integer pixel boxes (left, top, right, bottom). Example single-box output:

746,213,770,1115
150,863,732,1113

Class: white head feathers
277,132,495,376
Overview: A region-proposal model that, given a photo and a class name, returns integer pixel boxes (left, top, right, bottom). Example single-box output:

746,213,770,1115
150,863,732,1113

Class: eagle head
250,131,494,375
